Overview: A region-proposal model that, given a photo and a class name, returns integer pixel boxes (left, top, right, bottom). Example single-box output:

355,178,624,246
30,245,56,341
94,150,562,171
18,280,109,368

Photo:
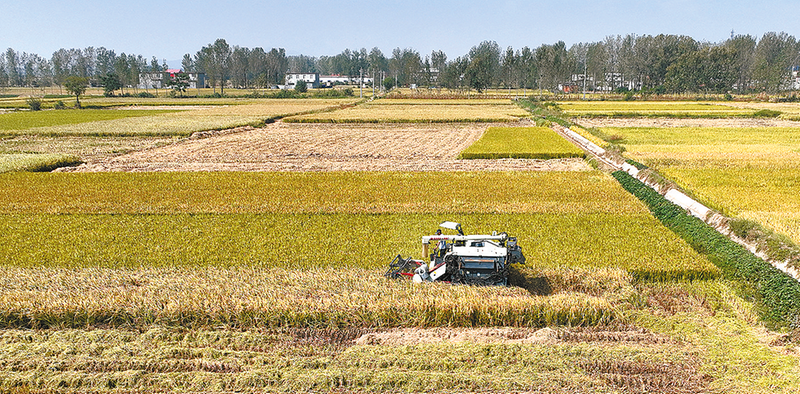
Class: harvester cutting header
386,221,525,286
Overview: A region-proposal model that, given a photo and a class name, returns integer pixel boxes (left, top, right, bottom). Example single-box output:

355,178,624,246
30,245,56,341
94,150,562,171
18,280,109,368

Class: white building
138,69,206,89
319,74,374,87
285,72,320,89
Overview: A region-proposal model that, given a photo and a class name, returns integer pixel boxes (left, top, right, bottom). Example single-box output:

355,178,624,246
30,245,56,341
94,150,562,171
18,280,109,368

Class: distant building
318,74,374,87
286,72,320,89
138,69,206,89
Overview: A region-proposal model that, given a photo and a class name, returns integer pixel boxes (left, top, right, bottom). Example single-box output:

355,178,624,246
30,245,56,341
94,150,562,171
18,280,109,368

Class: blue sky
2,0,797,65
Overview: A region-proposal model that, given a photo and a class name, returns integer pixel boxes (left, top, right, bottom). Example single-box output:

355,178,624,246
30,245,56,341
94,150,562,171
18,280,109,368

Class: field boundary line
551,123,800,281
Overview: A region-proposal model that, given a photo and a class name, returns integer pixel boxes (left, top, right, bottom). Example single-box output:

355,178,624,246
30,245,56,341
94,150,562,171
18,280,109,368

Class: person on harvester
436,229,447,258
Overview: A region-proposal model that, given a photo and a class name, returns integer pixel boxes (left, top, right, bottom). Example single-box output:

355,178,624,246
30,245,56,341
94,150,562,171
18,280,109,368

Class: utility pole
582,60,587,100
359,68,363,98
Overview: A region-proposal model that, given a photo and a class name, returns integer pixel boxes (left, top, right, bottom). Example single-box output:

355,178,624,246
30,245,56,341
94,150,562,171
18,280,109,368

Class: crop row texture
0,213,718,280
0,266,620,329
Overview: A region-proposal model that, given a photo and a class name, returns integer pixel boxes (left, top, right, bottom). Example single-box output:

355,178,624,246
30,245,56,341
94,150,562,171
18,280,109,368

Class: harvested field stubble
0,326,707,393
61,122,592,172
284,102,530,123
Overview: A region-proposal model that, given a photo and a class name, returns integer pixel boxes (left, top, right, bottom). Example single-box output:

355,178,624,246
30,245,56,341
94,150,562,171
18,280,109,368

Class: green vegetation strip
612,170,800,325
0,153,81,173
0,109,176,131
458,126,585,159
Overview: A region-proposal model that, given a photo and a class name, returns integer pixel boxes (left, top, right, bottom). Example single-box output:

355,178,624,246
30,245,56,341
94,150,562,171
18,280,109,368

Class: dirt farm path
62,122,590,172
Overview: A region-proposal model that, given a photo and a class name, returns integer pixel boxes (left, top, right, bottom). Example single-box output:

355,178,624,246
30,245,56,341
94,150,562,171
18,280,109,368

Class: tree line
2,32,799,95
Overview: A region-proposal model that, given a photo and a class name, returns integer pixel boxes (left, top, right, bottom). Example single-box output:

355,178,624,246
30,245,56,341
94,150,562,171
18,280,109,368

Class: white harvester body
386,222,525,286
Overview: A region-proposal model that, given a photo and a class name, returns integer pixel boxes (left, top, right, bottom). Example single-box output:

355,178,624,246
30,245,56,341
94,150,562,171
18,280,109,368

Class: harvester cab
385,221,525,286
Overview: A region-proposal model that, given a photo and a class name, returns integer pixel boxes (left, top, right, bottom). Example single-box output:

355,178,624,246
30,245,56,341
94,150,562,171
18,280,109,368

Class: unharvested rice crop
0,266,622,329
601,125,800,247
723,101,800,120
0,212,718,279
370,98,516,105
459,127,585,159
558,101,754,118
2,100,354,137
600,126,800,149
0,171,717,278
0,109,176,133
284,103,530,123
0,171,639,214
0,153,81,172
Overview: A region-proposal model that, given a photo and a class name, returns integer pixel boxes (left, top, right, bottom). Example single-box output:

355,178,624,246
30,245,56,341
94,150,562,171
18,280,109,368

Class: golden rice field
0,171,636,214
0,109,177,132
0,99,355,137
0,266,623,329
559,101,755,117
5,97,800,393
0,171,717,279
0,212,718,280
595,125,800,246
724,101,800,120
370,98,518,105
284,102,530,123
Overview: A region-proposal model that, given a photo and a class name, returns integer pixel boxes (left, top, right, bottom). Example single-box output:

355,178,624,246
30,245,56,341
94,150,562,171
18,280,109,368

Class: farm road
65,122,590,172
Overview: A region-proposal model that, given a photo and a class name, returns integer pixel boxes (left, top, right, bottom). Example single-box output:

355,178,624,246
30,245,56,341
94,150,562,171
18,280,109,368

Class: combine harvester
386,221,525,286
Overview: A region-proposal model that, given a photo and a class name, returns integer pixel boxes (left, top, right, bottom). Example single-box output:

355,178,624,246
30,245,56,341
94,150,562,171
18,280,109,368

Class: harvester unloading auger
385,221,525,286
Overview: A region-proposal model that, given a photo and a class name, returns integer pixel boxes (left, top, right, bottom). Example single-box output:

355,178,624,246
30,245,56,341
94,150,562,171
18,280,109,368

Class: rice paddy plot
459,127,585,159
558,101,755,118
284,103,530,123
0,109,177,132
0,171,638,214
0,153,81,173
0,212,719,281
0,100,357,137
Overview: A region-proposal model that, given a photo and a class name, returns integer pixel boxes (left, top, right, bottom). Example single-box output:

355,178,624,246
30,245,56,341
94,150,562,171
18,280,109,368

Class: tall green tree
752,32,797,92
197,39,232,94
99,73,122,96
64,76,89,108
665,46,737,93
465,41,501,92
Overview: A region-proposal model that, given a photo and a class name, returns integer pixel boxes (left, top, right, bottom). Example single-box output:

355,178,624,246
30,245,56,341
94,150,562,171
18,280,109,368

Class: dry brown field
63,121,589,172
